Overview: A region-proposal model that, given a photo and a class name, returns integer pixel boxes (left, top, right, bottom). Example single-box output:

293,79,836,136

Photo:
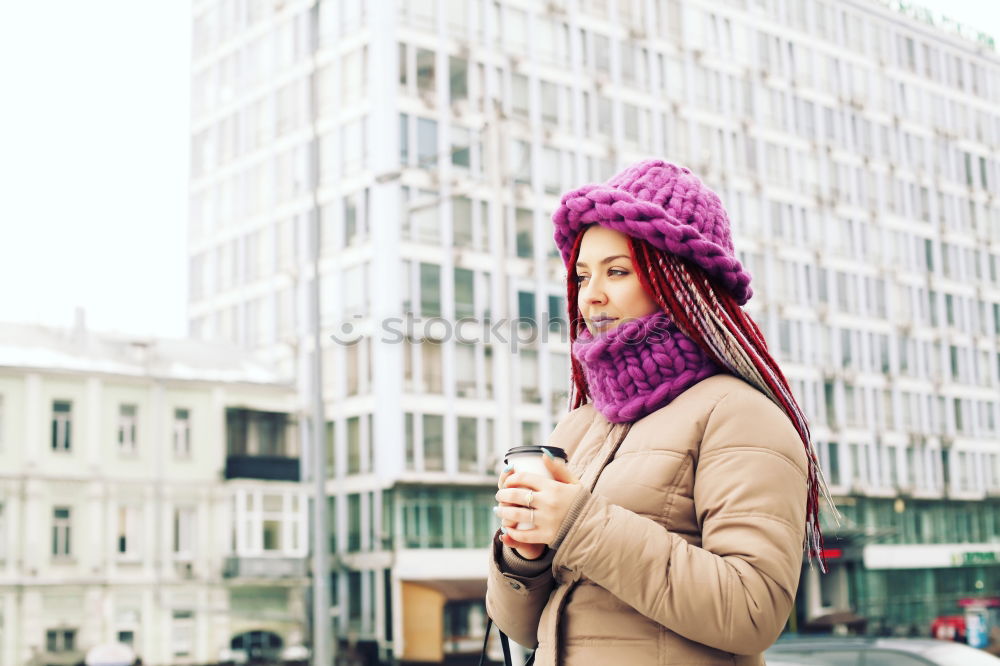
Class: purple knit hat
552,159,752,304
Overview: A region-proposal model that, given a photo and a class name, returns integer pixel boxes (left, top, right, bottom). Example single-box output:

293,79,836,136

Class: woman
486,159,831,665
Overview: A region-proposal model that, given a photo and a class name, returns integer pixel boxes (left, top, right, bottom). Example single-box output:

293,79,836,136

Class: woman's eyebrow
575,254,630,268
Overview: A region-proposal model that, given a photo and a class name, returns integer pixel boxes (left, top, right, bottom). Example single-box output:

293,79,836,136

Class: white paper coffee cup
503,445,569,530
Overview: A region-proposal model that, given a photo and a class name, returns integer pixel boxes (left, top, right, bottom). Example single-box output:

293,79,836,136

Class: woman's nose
581,277,607,304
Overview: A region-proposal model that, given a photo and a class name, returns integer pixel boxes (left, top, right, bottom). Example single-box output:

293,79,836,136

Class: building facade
187,0,1000,659
0,322,308,666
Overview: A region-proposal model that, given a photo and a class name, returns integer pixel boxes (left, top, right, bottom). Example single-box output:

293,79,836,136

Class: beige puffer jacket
486,374,808,665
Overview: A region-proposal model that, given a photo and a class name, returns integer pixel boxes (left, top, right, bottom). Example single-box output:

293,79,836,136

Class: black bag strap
478,616,493,666
500,629,512,665
479,616,534,666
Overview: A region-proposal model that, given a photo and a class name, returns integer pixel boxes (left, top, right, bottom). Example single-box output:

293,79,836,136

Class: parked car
764,636,1000,665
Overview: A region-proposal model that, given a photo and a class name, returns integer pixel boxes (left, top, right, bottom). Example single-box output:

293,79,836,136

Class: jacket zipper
554,421,632,666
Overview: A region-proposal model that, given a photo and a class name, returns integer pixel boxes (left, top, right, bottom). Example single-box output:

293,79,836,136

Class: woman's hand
495,453,581,557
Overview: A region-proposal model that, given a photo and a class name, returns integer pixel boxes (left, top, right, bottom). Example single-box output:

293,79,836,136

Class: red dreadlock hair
566,229,829,571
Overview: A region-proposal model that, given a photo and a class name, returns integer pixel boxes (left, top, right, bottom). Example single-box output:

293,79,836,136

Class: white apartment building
0,321,308,666
188,0,1000,658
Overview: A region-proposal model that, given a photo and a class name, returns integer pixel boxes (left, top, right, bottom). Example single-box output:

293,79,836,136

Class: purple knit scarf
571,311,721,423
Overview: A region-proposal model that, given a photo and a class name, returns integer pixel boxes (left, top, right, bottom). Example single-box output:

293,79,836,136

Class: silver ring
525,490,533,508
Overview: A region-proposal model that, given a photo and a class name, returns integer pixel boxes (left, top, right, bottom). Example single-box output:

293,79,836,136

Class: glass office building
189,0,1000,656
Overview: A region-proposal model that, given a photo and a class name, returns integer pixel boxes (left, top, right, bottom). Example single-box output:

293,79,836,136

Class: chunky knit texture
553,159,752,304
571,312,720,423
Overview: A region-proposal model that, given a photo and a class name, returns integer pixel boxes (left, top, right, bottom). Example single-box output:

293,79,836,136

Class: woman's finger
501,524,545,544
499,532,541,552
501,471,548,491
494,504,535,525
497,466,514,489
496,487,540,507
542,451,579,484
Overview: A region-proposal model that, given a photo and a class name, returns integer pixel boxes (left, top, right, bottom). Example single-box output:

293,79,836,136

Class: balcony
226,407,299,481
225,455,299,481
223,556,308,579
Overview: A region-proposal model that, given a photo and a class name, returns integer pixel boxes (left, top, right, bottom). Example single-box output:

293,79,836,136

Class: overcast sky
0,1,191,337
0,0,996,339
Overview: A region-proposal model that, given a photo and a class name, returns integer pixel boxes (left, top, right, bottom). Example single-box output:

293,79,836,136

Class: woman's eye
575,275,589,284
609,268,628,277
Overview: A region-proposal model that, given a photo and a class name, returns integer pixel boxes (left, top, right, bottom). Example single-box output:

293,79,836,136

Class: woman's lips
590,317,618,330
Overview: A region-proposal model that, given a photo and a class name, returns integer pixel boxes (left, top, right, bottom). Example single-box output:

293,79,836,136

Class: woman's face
575,225,660,335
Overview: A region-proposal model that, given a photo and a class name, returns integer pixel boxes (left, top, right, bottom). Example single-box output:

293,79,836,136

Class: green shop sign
953,551,1000,566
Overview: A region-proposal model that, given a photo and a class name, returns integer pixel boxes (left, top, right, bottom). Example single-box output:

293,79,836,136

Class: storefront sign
954,551,1000,566
865,544,1000,569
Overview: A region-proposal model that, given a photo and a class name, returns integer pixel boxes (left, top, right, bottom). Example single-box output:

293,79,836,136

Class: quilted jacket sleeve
550,388,809,655
485,533,556,648
485,406,598,648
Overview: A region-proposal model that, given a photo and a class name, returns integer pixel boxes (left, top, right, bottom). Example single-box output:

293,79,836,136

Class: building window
225,409,296,457
547,295,566,332
455,343,477,398
173,507,196,561
347,416,361,475
454,267,475,318
410,190,440,244
325,421,337,478
345,342,362,397
399,113,409,165
421,341,443,394
171,610,195,658
515,208,533,259
540,80,558,125
849,442,868,487
348,570,363,627
518,291,536,323
344,195,358,247
118,404,138,454
404,413,415,470
173,408,191,458
340,116,367,172
420,262,441,316
458,417,478,473
511,140,531,184
449,55,468,102
117,506,141,559
52,507,71,558
550,353,570,408
262,494,285,551
520,350,540,403
46,628,76,652
451,126,471,168
343,262,368,317
51,400,72,451
826,442,841,486
417,118,437,167
484,345,494,398
348,493,362,551
400,488,495,549
423,414,444,471
521,421,540,447
416,47,435,95
233,490,304,556
453,197,473,247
